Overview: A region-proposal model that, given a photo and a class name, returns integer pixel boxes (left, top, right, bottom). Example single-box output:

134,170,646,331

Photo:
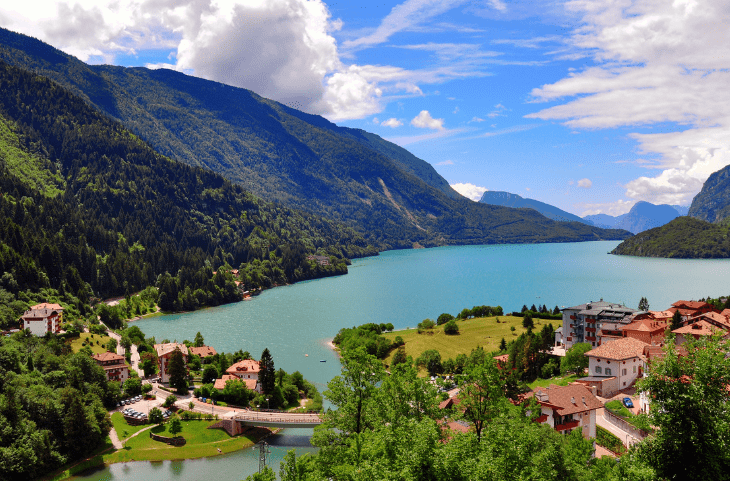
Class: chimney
590,385,597,396
571,397,575,404
582,396,586,406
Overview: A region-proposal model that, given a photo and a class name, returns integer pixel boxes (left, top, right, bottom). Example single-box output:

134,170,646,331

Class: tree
140,352,157,377
638,335,730,480
392,346,408,366
670,310,683,331
149,407,164,424
193,331,205,347
163,394,177,408
259,348,275,394
202,364,219,384
459,360,508,441
123,377,142,396
416,349,443,377
168,348,188,394
522,312,534,330
443,319,459,335
560,343,592,374
168,417,182,438
638,296,650,311
106,338,117,352
553,305,560,315
499,337,507,351
437,313,454,325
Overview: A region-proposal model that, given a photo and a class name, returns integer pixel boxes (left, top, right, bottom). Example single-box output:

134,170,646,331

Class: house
92,352,130,383
20,307,62,336
672,320,723,344
213,374,257,392
527,383,603,438
306,255,330,266
683,311,730,331
154,343,189,383
584,337,648,395
225,359,261,393
620,318,668,345
560,300,636,349
30,303,64,322
667,300,717,322
189,345,217,359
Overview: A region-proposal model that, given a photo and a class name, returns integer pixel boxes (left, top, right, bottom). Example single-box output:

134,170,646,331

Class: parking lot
115,391,167,418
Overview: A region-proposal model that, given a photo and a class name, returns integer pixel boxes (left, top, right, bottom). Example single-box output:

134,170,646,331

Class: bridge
232,411,323,428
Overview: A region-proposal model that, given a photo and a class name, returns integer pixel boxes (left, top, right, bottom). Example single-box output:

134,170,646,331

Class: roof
672,300,713,310
585,337,648,360
672,320,722,337
21,308,59,320
444,420,470,433
620,319,668,333
226,359,260,375
528,384,603,415
189,346,217,358
92,352,125,363
30,303,63,311
154,343,189,357
688,311,730,330
213,374,238,390
649,310,674,320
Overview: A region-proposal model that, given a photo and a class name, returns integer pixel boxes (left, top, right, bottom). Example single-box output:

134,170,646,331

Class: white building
21,305,62,336
560,300,636,350
529,383,603,439
585,337,648,395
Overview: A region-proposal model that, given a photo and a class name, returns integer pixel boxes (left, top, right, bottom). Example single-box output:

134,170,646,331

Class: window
633,366,637,373
595,366,602,374
623,369,627,376
605,368,612,375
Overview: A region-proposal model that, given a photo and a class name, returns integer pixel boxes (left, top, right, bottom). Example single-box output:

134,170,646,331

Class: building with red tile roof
92,352,130,383
154,343,189,383
685,311,730,331
585,337,648,394
20,307,62,336
213,374,257,392
620,318,667,345
672,320,723,344
226,359,261,393
189,346,217,358
526,383,603,438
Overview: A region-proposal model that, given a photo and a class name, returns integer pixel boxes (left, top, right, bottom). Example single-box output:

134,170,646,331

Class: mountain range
0,27,630,248
584,202,685,234
478,191,590,224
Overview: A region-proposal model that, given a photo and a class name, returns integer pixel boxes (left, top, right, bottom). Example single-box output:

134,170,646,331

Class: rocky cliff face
689,165,730,223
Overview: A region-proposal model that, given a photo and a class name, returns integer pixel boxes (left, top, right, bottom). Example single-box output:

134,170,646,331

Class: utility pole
258,441,270,473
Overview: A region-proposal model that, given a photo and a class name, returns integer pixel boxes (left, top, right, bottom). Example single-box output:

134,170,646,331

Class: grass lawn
110,412,152,441
382,315,559,368
69,332,112,354
527,374,580,389
103,420,266,463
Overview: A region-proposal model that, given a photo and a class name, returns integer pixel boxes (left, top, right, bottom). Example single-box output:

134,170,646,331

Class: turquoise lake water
73,241,730,480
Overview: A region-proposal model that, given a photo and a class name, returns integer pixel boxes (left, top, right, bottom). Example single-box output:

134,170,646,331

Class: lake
73,241,730,479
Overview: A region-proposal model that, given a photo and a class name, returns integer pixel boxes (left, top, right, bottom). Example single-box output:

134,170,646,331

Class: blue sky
3,0,729,216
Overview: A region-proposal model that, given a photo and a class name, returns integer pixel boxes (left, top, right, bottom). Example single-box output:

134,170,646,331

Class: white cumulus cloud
526,0,730,205
577,178,592,189
381,118,403,127
451,183,487,201
411,110,445,130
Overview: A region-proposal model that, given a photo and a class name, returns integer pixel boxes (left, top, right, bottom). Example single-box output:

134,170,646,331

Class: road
596,408,640,447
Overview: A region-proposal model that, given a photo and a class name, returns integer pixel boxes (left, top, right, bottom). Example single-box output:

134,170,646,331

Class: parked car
622,397,634,409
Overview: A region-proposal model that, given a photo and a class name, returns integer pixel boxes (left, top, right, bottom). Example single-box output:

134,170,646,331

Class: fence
604,410,649,443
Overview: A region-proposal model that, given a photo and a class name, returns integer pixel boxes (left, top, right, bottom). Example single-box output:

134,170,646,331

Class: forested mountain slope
689,164,730,223
610,217,730,258
0,28,631,247
479,191,590,224
0,60,377,325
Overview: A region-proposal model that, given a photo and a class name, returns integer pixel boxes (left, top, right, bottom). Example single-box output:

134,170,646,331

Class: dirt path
108,426,123,450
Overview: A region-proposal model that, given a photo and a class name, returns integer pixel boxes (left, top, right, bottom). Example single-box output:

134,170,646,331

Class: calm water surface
74,241,730,480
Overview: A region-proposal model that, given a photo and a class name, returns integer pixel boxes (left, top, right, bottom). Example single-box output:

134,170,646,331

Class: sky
2,0,729,216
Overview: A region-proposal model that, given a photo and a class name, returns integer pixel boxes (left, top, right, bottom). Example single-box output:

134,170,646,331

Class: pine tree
670,310,683,331
499,338,507,351
259,348,275,395
168,348,188,394
638,297,650,311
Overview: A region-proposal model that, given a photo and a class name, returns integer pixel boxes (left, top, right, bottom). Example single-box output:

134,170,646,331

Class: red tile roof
586,337,648,360
30,303,63,311
688,312,730,330
672,320,722,337
528,383,603,415
226,359,260,375
620,319,667,333
154,343,189,357
672,300,713,310
189,346,217,358
92,352,125,362
213,374,238,390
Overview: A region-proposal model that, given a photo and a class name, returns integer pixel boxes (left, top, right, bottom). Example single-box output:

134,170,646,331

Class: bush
149,407,164,424
443,320,459,335
142,383,153,393
596,426,626,454
437,313,454,325
393,336,404,347
163,395,177,408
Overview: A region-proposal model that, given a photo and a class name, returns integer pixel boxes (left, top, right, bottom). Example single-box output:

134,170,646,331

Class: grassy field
381,315,559,367
110,412,153,441
103,420,267,463
527,374,580,389
69,332,112,355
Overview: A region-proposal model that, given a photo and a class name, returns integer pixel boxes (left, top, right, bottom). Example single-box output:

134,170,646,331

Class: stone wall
208,419,244,437
150,432,186,446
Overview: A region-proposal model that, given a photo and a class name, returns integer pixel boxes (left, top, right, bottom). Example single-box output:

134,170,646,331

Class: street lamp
266,398,269,410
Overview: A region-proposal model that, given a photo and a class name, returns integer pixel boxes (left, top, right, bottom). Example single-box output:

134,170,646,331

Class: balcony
555,420,580,431
586,327,596,333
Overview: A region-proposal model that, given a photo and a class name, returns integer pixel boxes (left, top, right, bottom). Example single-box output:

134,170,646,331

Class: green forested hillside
611,216,730,258
0,60,376,326
0,27,631,248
